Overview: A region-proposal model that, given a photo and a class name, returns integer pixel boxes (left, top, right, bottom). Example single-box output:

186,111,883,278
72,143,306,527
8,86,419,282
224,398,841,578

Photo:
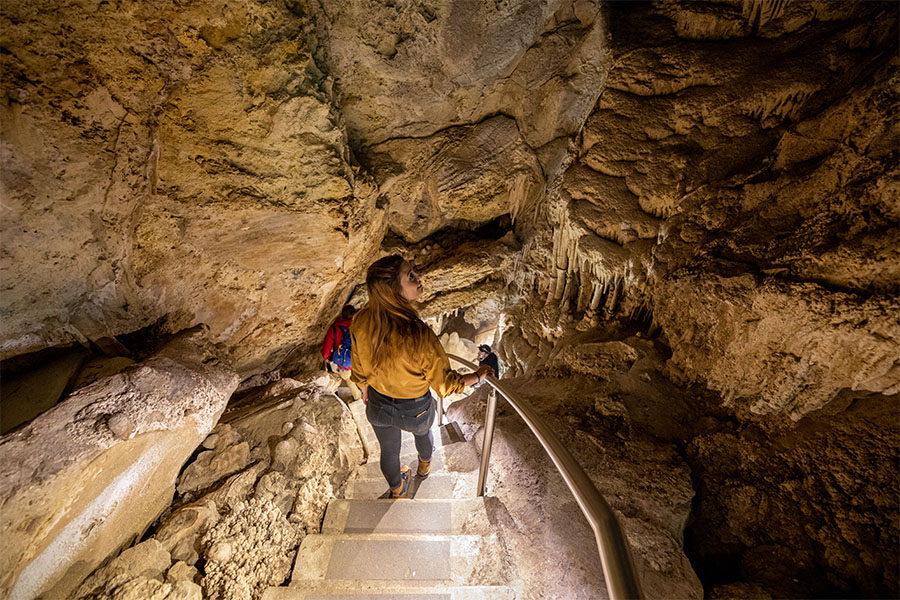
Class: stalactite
576,260,592,314
560,268,576,319
588,281,603,314
603,276,621,317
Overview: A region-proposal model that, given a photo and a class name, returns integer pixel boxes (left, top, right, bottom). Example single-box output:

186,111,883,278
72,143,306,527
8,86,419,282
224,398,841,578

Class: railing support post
477,387,498,497
437,396,444,426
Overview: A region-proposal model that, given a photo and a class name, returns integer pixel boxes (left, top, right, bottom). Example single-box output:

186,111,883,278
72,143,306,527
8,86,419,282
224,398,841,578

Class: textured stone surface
78,377,363,600
448,374,702,600
0,0,382,376
687,392,899,598
0,346,90,434
1,0,899,597
201,497,300,600
0,0,611,377
367,116,544,243
309,0,609,147
0,328,238,600
654,273,900,421
74,539,202,600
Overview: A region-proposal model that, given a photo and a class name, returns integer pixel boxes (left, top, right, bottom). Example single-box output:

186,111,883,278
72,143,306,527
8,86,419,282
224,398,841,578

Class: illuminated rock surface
1,0,897,598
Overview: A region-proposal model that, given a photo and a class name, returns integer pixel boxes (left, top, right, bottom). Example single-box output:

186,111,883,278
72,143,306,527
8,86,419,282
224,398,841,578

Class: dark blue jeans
366,387,435,489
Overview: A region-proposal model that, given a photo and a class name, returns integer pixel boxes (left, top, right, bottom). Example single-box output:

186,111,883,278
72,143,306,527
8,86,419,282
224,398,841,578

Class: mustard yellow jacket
349,309,466,399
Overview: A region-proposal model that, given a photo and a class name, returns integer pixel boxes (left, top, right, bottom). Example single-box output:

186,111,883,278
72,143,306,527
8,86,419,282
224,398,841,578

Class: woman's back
350,306,465,400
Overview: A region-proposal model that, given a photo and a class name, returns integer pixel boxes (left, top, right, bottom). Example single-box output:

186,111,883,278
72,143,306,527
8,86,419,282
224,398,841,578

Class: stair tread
263,584,515,600
344,472,476,500
291,533,508,587
323,498,490,535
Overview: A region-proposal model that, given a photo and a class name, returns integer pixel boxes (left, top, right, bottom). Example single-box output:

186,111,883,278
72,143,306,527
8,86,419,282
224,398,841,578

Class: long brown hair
360,254,431,369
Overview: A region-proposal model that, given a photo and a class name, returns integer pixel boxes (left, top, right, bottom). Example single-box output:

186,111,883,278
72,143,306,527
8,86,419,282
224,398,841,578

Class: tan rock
289,473,335,533
0,329,237,600
450,375,703,600
73,539,171,599
653,273,900,421
543,340,640,379
687,394,899,597
177,442,251,495
370,116,544,242
200,497,301,600
166,561,200,586
254,471,297,517
203,462,268,515
0,0,384,376
0,346,90,434
155,501,220,566
72,357,138,392
311,0,610,146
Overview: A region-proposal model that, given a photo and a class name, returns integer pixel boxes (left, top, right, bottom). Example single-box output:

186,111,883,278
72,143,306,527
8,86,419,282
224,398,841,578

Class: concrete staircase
262,398,516,600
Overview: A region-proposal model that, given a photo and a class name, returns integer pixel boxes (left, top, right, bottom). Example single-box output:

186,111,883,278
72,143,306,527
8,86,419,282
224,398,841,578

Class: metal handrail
447,353,644,600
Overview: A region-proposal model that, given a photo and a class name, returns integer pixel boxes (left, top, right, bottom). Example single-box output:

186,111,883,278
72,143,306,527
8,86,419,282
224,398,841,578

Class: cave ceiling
0,0,897,423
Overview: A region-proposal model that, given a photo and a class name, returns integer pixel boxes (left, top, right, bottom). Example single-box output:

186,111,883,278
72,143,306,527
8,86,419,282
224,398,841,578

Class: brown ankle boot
391,465,410,498
416,456,432,478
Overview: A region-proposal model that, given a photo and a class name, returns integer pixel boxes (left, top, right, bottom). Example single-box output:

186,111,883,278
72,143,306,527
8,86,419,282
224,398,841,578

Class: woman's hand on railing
462,365,493,386
476,364,493,381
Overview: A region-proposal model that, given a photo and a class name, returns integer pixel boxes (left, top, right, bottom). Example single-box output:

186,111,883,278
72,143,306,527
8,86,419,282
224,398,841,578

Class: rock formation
73,376,363,600
0,328,237,599
1,0,897,598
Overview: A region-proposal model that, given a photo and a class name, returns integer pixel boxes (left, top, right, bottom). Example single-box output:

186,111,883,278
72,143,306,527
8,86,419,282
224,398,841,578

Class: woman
350,255,493,498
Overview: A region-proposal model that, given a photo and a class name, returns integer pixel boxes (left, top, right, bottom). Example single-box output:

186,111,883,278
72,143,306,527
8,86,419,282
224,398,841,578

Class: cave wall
0,328,238,599
0,0,613,378
1,0,899,597
500,1,899,596
0,0,382,376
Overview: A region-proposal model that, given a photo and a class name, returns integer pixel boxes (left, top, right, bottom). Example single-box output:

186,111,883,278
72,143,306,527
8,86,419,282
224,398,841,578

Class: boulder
0,328,238,599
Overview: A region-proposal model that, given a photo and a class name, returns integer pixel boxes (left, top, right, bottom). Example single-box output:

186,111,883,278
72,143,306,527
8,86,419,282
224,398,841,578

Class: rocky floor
447,356,703,599
73,375,364,600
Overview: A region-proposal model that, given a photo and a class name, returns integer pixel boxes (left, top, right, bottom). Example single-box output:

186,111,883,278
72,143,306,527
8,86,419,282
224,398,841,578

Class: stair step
323,498,491,535
290,533,508,587
361,438,481,480
345,472,476,500
262,584,515,599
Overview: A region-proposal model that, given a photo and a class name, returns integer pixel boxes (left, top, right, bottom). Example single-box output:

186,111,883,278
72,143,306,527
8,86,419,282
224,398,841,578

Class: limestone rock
166,561,200,585
73,539,201,600
289,473,336,533
449,375,702,599
74,539,171,598
541,339,640,379
204,462,269,515
235,370,282,394
0,0,383,376
311,0,610,147
653,272,900,422
155,501,220,566
200,497,301,600
0,346,90,434
72,356,138,392
135,379,359,599
687,393,899,597
177,441,251,495
201,423,243,451
369,116,545,242
0,328,238,600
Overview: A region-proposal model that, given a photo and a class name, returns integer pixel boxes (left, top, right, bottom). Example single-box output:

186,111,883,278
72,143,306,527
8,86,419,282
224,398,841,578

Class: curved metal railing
446,353,644,600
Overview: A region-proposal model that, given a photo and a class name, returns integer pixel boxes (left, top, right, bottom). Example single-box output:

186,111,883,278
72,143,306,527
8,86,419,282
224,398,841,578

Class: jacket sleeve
349,328,369,388
321,325,335,361
422,330,466,398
